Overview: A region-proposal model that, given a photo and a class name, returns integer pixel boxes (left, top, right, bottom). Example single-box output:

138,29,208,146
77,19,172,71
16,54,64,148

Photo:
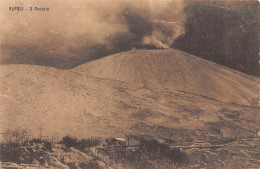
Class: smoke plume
0,0,185,68
0,0,258,76
172,0,259,76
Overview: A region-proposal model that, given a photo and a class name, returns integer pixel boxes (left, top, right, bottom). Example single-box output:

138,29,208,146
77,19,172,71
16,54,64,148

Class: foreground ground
0,137,259,169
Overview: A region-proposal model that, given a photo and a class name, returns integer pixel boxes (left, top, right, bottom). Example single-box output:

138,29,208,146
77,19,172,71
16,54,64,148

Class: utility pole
39,128,42,141
126,134,130,146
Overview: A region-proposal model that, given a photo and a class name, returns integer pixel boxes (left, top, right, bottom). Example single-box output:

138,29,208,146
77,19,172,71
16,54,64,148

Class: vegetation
98,137,188,168
0,132,188,168
60,135,78,149
60,135,101,149
0,142,49,165
140,139,188,165
4,131,257,169
43,141,52,151
79,159,102,169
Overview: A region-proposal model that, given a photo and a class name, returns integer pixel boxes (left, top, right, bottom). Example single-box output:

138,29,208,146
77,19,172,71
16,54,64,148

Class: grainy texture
0,0,259,168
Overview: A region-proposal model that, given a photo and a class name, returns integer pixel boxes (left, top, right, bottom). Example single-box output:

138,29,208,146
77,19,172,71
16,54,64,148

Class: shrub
43,141,52,151
79,159,101,169
77,139,90,150
140,139,188,165
61,135,78,149
77,138,101,150
30,138,42,144
0,143,21,163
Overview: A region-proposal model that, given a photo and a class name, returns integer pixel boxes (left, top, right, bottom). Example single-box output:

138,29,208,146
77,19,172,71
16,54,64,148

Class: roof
114,138,126,142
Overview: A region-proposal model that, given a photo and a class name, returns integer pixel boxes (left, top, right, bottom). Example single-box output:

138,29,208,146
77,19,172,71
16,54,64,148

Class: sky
0,0,258,75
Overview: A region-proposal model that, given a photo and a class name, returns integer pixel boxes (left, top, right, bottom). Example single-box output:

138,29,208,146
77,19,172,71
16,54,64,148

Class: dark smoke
111,9,153,51
108,9,174,52
72,9,176,67
1,0,258,76
172,0,259,76
124,9,153,41
1,6,177,68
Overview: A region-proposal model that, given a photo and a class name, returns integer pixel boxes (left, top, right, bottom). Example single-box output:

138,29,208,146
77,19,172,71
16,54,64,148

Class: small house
105,137,127,147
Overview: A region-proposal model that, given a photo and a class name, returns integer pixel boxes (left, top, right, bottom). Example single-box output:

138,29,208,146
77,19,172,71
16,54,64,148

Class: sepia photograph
0,0,259,168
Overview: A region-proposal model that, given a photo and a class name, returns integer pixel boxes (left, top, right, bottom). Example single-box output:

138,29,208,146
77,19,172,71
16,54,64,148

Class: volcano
0,49,259,141
74,49,259,105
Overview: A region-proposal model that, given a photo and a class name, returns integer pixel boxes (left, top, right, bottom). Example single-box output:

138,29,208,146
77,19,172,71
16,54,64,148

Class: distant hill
74,49,259,105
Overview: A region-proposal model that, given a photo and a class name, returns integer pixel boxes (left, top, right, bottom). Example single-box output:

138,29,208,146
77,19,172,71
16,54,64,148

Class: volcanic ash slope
74,49,259,105
0,49,259,140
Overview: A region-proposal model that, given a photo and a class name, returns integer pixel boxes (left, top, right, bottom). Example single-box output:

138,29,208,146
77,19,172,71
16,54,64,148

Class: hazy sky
0,0,185,56
0,0,258,75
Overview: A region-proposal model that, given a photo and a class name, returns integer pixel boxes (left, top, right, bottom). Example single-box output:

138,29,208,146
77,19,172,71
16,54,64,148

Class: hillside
74,49,259,105
0,63,259,141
